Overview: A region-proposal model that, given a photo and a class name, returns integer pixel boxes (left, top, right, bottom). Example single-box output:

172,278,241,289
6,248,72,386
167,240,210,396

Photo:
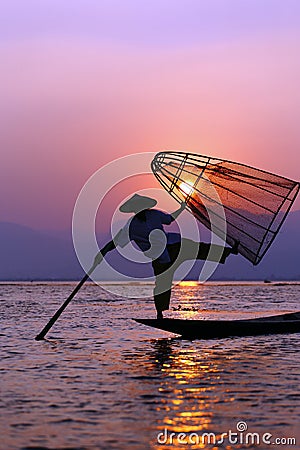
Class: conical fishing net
151,151,299,265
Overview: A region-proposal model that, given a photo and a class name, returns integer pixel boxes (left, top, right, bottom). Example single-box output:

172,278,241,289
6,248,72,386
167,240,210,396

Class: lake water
1,281,299,449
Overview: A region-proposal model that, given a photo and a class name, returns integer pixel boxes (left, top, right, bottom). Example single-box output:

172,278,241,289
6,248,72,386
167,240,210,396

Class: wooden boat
134,311,300,339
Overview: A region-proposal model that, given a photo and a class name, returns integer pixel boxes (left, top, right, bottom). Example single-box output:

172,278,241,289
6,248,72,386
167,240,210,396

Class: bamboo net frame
151,151,299,265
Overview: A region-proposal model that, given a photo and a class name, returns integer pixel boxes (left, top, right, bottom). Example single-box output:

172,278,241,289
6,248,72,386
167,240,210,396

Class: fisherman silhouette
93,194,239,319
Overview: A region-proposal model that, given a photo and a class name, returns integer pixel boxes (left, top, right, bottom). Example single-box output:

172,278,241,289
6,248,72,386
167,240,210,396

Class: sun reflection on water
178,281,200,287
144,340,239,449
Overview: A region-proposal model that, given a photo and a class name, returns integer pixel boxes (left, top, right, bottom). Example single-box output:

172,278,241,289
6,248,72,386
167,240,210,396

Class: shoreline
1,280,300,286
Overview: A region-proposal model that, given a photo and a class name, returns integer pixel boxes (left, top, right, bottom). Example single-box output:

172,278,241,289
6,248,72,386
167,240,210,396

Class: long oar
35,247,108,341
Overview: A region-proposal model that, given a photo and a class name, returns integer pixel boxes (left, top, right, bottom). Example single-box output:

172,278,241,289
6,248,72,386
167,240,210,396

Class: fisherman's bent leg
176,239,232,264
196,242,231,264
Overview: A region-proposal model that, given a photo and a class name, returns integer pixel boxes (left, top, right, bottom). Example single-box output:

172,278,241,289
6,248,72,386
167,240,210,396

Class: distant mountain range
0,210,299,281
0,222,83,281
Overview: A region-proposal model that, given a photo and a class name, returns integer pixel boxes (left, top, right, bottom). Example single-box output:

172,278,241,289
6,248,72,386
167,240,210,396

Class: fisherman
93,194,238,319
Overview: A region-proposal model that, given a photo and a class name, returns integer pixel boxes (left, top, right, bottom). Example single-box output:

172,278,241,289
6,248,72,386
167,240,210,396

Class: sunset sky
1,0,300,231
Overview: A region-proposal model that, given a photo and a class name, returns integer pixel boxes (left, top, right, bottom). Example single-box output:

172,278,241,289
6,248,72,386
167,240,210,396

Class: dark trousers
151,239,232,313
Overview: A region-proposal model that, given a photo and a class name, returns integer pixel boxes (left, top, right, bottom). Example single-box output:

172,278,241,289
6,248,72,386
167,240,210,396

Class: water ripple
0,282,299,449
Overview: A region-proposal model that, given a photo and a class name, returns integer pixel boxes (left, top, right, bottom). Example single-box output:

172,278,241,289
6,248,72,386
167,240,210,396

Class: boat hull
134,312,300,339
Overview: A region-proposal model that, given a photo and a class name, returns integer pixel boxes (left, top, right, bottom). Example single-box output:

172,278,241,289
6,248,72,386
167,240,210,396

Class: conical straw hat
119,194,157,213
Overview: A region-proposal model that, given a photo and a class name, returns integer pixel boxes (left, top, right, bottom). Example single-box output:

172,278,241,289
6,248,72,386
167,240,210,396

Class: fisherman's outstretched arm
93,229,124,266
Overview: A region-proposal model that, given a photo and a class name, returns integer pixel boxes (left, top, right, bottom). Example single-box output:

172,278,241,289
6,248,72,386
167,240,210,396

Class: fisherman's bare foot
231,240,240,255
157,311,163,320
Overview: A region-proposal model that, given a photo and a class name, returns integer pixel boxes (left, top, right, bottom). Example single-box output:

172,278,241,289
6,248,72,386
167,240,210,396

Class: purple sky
1,0,300,230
